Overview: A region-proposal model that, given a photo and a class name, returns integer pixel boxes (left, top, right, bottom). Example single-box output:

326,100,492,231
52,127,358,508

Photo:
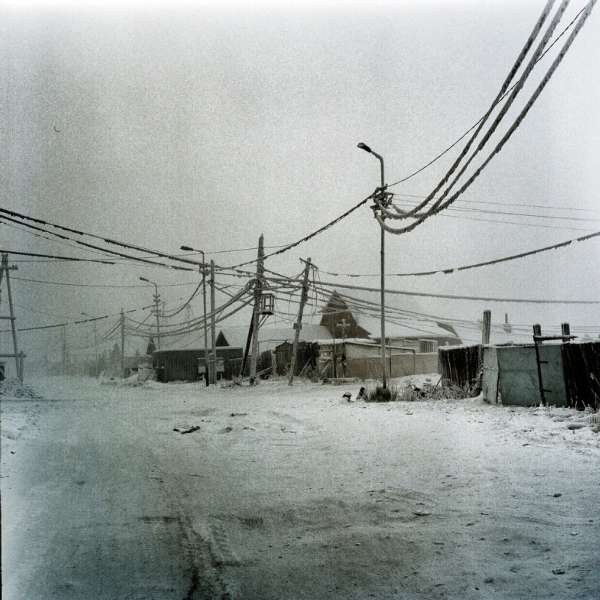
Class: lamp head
357,142,372,153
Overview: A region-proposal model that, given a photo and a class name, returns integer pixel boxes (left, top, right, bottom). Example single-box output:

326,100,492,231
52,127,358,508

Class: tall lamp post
357,142,388,389
180,245,209,386
81,312,98,378
139,277,161,349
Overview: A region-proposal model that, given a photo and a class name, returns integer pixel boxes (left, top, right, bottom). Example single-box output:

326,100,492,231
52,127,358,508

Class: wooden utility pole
0,253,24,381
482,310,491,345
249,234,265,385
153,288,161,349
289,257,312,386
240,317,254,379
201,261,209,386
120,309,125,378
210,259,217,384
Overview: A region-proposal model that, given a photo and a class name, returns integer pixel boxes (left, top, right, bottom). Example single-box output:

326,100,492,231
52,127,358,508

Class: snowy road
2,376,599,599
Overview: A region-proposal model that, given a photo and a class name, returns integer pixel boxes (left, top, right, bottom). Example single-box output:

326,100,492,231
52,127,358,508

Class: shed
153,346,243,382
274,341,320,376
316,339,438,380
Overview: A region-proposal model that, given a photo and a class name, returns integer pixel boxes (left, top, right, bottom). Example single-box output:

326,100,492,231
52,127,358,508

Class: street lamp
139,277,161,349
357,141,388,389
180,245,209,386
81,312,98,378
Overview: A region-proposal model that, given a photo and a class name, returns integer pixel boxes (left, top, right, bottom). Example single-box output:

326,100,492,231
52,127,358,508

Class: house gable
319,290,370,339
216,331,229,347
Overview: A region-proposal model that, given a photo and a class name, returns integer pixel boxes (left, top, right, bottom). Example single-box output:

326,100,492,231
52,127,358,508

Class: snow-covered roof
148,324,332,353
323,288,460,341
218,324,333,352
357,314,458,340
451,324,537,347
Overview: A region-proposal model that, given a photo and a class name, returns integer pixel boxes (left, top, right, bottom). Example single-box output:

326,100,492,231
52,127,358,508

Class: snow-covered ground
2,375,599,599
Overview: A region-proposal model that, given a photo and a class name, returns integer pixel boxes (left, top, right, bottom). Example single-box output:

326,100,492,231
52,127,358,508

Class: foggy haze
1,0,599,366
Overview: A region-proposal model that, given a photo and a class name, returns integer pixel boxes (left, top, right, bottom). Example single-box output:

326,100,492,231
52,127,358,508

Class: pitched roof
218,324,332,352
322,288,461,341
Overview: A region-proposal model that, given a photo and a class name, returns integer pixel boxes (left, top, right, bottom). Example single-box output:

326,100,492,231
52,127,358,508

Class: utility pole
289,257,312,385
357,142,389,389
82,313,99,377
154,290,160,349
210,259,217,385
139,277,161,349
180,245,209,386
201,260,209,386
120,309,125,378
482,310,491,345
249,234,265,386
0,253,24,381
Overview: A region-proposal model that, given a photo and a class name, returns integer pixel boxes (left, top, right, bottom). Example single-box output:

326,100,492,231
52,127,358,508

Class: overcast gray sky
1,0,599,362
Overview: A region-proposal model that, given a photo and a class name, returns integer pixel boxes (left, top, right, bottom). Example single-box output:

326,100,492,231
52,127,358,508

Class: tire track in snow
150,464,239,599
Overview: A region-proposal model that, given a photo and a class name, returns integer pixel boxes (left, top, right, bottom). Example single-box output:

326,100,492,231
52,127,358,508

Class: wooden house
319,289,461,352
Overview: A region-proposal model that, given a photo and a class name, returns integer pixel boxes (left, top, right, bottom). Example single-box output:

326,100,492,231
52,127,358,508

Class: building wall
153,347,243,382
342,353,438,380
496,344,568,407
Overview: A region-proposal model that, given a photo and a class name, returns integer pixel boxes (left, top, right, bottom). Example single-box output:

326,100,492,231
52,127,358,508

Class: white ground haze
2,375,599,599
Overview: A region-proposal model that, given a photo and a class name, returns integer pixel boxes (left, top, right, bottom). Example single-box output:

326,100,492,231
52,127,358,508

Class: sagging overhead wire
437,212,595,232
396,199,600,224
126,282,254,338
0,208,202,269
10,275,197,289
0,216,122,260
394,192,600,214
274,284,600,337
0,212,196,272
161,279,203,318
297,278,600,305
317,231,600,278
1,306,145,334
0,249,116,264
385,0,563,223
127,294,255,340
378,0,596,235
309,286,600,340
387,4,586,188
226,195,372,269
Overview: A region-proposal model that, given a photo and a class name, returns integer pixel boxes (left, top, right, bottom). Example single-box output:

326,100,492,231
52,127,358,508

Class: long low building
315,338,438,379
153,346,243,383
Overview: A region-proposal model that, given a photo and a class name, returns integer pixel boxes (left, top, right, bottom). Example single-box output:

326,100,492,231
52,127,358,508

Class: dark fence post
532,324,546,406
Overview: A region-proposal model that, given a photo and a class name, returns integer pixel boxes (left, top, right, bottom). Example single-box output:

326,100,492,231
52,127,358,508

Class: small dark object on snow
342,392,352,402
230,412,248,417
357,386,367,400
567,423,586,430
552,568,566,575
553,493,562,498
173,425,200,434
